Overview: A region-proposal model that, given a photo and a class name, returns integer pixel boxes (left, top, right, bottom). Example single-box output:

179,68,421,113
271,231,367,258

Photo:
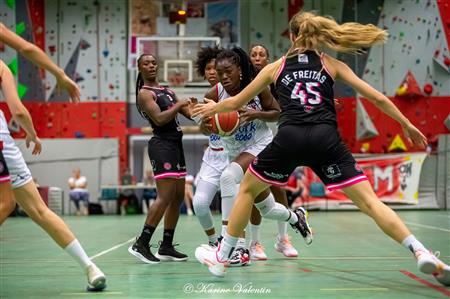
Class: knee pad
220,162,244,198
254,193,276,217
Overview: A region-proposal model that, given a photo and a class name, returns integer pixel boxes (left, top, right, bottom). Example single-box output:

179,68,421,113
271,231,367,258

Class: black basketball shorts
249,124,367,191
0,141,11,183
148,136,186,180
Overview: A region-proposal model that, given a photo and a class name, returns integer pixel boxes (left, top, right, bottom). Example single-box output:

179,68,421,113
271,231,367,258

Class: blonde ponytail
287,11,387,55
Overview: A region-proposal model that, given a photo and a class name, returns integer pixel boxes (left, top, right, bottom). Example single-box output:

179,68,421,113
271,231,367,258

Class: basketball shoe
156,243,188,261
250,241,267,261
415,249,450,286
195,244,228,277
128,238,160,264
86,263,106,291
290,207,313,245
274,236,298,257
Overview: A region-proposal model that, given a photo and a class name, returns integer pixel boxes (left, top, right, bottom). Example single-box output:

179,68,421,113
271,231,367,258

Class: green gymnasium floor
1,211,449,299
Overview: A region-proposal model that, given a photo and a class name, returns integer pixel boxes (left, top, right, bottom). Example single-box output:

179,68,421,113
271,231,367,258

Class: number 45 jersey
274,50,336,129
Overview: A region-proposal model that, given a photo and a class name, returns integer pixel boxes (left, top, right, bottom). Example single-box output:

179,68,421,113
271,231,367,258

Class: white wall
17,138,119,214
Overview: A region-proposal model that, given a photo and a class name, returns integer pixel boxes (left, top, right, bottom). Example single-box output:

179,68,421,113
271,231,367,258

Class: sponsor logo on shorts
164,162,172,170
263,171,287,180
354,163,362,172
322,164,342,179
151,160,156,171
0,161,4,173
252,157,258,165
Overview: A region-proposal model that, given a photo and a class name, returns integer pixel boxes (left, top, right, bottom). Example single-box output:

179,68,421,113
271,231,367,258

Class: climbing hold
423,83,433,95
388,134,408,152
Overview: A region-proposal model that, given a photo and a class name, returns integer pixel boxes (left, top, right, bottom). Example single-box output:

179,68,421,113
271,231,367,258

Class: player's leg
248,206,267,260
14,181,106,291
129,177,177,264
193,176,220,246
156,178,188,261
271,186,298,257
343,181,449,286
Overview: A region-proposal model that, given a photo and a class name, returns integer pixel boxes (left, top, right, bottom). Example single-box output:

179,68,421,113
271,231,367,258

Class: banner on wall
291,153,427,209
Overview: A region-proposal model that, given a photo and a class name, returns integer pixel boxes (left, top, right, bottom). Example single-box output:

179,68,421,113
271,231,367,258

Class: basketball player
129,54,191,264
248,44,298,260
0,24,105,291
192,46,230,248
201,47,311,266
193,11,450,286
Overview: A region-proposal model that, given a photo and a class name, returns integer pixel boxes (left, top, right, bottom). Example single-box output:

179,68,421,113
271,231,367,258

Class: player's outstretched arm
330,56,427,149
0,22,80,102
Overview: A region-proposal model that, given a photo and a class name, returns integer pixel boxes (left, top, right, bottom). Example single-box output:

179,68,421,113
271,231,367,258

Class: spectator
118,168,139,215
68,168,89,216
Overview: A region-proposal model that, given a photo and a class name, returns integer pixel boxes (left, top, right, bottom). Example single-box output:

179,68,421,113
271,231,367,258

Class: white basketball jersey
216,83,273,159
0,110,10,135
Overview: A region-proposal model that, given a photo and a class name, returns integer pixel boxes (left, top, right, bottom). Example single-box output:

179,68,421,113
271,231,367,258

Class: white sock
277,221,288,239
221,225,227,237
218,232,238,262
401,235,427,254
237,237,246,249
287,211,298,225
64,239,93,270
208,234,218,244
250,224,260,243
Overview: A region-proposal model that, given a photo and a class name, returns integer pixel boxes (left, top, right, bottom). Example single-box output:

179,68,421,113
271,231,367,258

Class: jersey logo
298,54,309,64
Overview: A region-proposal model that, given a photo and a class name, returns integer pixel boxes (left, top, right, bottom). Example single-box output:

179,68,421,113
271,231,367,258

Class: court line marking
403,221,450,232
89,237,135,260
320,288,388,291
60,291,123,296
400,270,450,297
89,227,162,260
2,255,450,264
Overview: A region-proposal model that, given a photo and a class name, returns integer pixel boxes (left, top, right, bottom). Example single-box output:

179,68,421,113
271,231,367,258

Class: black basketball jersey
138,85,182,139
274,50,336,128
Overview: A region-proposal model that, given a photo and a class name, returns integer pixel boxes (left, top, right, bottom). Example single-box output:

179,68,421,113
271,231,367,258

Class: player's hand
25,134,42,155
199,116,213,135
56,74,80,103
192,98,217,118
239,108,257,124
402,123,427,149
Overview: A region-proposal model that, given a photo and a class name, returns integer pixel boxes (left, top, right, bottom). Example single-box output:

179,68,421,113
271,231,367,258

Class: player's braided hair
216,47,256,91
135,53,155,121
195,46,221,77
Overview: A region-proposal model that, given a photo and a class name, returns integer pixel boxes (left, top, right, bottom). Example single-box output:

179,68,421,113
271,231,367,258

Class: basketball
210,111,240,136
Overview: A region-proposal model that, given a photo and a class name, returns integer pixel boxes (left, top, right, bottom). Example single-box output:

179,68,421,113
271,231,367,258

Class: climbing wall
45,0,127,102
336,96,450,153
364,0,450,96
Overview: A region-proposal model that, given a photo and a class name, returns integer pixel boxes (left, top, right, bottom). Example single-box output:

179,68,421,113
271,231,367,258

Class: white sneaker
86,263,106,291
416,249,450,286
195,244,228,277
274,236,298,258
250,242,267,261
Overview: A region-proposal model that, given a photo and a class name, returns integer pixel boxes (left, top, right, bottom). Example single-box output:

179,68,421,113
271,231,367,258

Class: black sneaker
156,243,188,261
208,240,219,248
290,207,313,245
229,247,250,267
128,239,160,264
